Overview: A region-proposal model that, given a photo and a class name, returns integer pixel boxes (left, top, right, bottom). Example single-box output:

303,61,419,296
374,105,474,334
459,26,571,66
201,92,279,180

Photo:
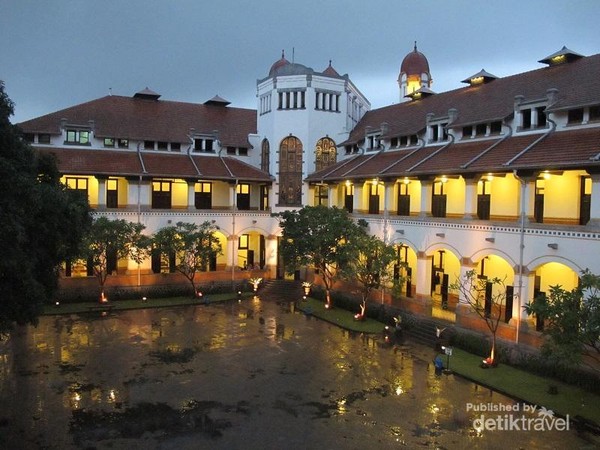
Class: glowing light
470,76,484,85
403,177,410,185
440,176,448,184
543,171,551,180
486,173,494,181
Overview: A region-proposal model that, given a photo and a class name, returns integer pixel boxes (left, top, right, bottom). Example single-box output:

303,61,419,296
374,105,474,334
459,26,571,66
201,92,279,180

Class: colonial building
18,45,600,344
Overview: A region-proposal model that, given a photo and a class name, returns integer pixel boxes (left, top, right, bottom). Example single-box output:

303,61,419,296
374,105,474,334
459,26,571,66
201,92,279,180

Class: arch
470,248,518,268
278,136,303,206
527,255,583,274
315,137,337,172
261,139,270,173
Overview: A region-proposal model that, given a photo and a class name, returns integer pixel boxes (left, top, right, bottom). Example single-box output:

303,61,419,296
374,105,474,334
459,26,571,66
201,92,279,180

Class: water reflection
0,298,597,449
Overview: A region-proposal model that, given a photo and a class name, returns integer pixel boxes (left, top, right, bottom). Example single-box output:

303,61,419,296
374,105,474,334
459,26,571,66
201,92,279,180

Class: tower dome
268,50,290,77
398,42,432,102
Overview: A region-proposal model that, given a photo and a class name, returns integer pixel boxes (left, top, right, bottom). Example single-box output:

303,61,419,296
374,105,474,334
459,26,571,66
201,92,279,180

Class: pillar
587,173,600,228
96,176,107,209
418,178,433,218
187,180,196,211
463,176,478,220
265,235,278,278
353,183,363,214
415,251,433,298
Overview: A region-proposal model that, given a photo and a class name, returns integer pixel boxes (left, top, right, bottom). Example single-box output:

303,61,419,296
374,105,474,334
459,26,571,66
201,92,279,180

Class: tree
340,232,397,318
524,270,600,374
0,81,91,335
450,269,508,365
152,221,222,296
80,217,149,300
275,205,364,307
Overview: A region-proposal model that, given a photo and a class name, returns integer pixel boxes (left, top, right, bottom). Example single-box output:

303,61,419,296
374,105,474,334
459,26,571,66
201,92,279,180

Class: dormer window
590,105,600,122
519,106,547,131
366,133,381,151
194,137,215,152
429,123,447,143
65,129,90,145
568,108,584,124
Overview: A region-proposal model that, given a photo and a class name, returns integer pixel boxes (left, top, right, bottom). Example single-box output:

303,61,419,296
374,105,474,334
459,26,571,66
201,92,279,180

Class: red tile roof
345,54,600,145
35,147,272,182
19,95,256,148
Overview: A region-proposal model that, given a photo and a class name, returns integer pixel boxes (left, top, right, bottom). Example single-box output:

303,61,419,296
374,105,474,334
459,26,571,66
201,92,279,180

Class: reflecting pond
0,297,597,449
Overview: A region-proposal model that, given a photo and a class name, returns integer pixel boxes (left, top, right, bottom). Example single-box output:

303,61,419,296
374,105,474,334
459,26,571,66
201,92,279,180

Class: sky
2,0,600,124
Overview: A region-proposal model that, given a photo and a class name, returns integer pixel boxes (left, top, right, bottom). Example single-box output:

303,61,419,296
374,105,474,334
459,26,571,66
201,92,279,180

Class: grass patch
297,297,385,334
444,348,600,425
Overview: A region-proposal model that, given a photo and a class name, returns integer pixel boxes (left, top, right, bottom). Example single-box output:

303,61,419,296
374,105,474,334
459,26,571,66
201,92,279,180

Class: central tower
398,42,432,102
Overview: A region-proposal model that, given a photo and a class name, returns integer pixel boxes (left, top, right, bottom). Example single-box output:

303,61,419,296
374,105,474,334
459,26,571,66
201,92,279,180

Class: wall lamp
396,229,404,235
547,243,558,250
485,237,495,243
436,232,445,238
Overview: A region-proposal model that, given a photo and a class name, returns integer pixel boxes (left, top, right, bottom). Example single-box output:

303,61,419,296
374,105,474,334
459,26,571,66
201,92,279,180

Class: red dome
400,43,431,78
269,50,290,76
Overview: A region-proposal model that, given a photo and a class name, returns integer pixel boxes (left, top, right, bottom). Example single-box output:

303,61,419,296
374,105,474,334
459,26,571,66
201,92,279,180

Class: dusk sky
2,0,600,124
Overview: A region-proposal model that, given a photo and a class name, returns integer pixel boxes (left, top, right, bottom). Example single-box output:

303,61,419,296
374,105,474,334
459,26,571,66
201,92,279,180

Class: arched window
279,136,303,206
261,139,270,173
315,137,337,172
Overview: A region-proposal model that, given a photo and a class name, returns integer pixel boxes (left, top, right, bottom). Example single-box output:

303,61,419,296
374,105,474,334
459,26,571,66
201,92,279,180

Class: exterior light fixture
548,243,558,250
436,232,445,238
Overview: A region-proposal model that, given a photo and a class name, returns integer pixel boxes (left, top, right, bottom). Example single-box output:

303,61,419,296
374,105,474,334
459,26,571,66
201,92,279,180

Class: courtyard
0,296,598,449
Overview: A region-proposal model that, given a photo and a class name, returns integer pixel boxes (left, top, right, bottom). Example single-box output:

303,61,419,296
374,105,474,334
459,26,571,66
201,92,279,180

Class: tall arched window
279,136,303,206
315,137,337,172
261,139,270,173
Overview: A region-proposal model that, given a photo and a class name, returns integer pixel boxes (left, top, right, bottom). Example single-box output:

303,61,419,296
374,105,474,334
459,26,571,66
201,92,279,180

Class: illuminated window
65,177,89,202
278,136,303,206
65,129,90,145
107,178,118,208
117,138,129,149
195,182,212,209
104,138,115,147
237,183,250,210
238,234,249,249
315,137,337,172
314,185,328,206
152,180,171,209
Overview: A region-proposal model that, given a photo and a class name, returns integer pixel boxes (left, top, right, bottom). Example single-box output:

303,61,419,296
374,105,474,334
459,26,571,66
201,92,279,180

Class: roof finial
414,41,417,52
281,49,285,59
328,59,332,67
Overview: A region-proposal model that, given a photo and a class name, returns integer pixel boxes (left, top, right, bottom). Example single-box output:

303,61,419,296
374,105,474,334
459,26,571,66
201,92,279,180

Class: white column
265,235,278,278
384,182,394,213
415,251,432,298
187,181,196,211
419,179,433,218
96,177,107,209
463,177,478,220
353,183,363,214
588,173,600,228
